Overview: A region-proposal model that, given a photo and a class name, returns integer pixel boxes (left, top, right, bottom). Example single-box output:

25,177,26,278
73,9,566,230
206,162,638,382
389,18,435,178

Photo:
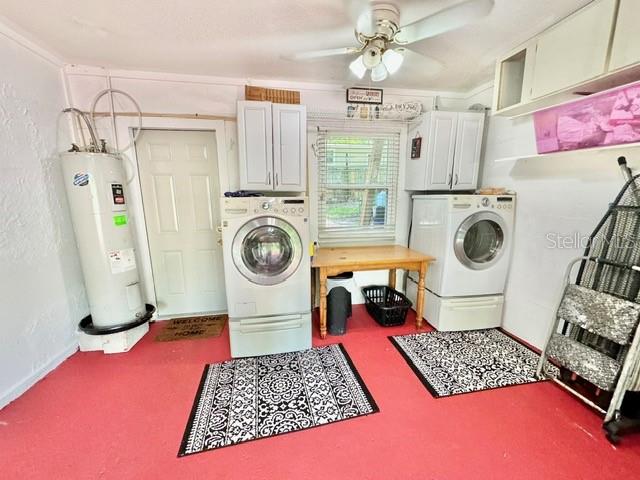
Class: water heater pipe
90,88,143,154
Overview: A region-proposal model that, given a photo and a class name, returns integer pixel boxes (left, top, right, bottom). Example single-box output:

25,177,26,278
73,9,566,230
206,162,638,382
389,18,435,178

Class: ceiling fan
290,0,495,82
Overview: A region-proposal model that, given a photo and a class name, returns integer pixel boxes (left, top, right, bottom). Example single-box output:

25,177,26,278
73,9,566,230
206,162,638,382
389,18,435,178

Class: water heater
61,152,147,331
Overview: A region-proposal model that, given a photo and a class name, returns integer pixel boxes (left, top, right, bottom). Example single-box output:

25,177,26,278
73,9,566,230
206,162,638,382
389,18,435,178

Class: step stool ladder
537,159,640,443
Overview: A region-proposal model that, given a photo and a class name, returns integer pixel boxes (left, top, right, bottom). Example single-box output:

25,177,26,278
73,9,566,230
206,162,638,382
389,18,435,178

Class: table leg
415,262,427,329
388,269,396,290
319,268,328,339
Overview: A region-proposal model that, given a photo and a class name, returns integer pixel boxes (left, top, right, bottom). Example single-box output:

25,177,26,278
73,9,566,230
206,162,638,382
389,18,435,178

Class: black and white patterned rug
390,329,556,398
179,344,378,456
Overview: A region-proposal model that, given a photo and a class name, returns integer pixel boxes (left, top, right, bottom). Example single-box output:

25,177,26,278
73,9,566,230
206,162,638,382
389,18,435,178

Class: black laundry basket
362,285,412,327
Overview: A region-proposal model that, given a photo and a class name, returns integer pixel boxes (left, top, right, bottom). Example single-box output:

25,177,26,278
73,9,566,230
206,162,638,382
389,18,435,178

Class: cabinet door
405,116,430,191
237,101,273,190
609,0,640,72
530,0,617,99
272,104,306,192
451,112,484,191
424,111,457,190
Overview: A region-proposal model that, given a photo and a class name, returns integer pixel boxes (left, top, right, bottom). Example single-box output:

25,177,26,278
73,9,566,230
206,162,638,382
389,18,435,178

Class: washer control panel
250,197,308,217
222,197,308,219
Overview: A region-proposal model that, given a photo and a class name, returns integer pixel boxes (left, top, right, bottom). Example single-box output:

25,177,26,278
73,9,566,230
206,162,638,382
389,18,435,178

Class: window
316,129,400,245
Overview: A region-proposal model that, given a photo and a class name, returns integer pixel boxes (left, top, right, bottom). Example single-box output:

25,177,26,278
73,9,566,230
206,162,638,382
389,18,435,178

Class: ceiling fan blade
395,0,494,45
398,48,444,76
286,47,360,61
344,0,376,36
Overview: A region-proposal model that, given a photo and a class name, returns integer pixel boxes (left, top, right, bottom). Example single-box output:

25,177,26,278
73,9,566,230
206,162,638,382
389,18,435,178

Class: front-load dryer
221,196,311,357
408,194,515,330
409,194,515,296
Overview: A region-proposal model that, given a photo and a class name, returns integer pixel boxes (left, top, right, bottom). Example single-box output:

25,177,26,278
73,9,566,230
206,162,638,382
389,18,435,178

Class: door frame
114,117,229,318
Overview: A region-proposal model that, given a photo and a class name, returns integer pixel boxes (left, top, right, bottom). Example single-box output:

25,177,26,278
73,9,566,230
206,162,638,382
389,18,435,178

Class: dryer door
232,217,303,285
454,211,507,271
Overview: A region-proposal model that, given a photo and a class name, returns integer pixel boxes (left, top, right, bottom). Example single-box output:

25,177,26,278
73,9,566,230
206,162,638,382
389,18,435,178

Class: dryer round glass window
454,212,507,270
232,217,303,285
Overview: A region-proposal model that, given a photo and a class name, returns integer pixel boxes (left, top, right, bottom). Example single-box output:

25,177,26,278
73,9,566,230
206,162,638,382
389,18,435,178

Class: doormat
389,329,558,398
179,344,378,456
155,315,227,342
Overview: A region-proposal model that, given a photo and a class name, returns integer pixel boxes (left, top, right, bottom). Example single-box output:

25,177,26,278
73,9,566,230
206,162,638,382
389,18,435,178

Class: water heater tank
61,152,146,328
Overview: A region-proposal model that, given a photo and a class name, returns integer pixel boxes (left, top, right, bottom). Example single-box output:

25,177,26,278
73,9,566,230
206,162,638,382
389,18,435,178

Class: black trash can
327,272,353,317
327,286,352,335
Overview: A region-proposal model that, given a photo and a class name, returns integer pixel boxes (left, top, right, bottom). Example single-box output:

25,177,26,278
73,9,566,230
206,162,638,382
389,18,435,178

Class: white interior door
136,129,227,317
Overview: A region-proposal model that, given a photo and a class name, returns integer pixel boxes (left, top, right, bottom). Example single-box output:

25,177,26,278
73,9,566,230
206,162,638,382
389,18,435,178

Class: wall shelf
494,141,640,163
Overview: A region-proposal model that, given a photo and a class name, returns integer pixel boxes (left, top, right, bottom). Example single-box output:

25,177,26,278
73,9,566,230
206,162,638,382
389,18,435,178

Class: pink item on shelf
533,80,640,154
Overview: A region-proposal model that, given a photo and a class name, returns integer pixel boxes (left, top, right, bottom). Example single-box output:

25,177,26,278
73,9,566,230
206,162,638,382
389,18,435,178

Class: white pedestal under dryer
407,194,515,331
221,196,311,357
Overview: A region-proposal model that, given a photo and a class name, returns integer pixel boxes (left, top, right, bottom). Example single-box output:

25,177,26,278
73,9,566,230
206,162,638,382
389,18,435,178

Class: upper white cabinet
530,0,617,99
272,104,307,191
452,113,485,191
609,0,640,72
493,0,640,117
237,101,306,192
492,41,536,112
405,111,484,192
238,101,273,189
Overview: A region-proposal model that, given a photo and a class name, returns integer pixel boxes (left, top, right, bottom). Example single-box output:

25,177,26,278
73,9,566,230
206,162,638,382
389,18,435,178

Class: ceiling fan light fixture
370,62,388,82
382,48,404,74
349,55,367,79
362,45,382,69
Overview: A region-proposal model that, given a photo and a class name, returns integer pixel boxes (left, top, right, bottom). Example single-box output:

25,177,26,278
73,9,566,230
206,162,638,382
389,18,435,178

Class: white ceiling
1,0,593,91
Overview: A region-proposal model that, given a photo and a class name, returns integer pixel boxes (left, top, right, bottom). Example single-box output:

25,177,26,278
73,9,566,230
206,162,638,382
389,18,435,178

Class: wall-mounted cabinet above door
405,110,484,192
237,100,306,192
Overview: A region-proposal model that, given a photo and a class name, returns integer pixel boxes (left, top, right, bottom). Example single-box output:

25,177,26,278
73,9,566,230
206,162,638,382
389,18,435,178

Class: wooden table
312,245,435,338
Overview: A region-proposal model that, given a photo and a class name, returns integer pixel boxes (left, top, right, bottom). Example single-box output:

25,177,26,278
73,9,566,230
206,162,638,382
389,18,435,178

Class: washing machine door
232,217,303,285
453,211,507,271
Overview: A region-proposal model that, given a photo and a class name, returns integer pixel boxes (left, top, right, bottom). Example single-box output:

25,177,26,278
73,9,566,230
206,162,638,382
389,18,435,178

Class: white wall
0,34,87,407
472,85,640,348
63,65,482,305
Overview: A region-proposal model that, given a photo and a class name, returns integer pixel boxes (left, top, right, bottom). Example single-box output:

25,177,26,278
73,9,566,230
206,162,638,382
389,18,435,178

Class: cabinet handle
267,172,271,185
454,173,459,185
447,173,452,186
275,173,279,187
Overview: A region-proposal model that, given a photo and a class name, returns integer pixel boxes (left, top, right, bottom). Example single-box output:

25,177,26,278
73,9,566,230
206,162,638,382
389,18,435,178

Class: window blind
316,129,400,246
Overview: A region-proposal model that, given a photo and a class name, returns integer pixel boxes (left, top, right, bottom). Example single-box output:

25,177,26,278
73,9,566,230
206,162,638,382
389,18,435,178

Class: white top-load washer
221,196,311,357
407,194,515,331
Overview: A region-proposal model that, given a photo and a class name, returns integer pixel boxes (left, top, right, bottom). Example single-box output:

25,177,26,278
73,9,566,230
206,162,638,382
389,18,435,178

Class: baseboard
0,341,78,409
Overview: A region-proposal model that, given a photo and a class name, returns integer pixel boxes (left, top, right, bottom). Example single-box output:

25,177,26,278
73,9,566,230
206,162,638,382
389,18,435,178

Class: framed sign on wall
411,136,422,159
346,87,383,105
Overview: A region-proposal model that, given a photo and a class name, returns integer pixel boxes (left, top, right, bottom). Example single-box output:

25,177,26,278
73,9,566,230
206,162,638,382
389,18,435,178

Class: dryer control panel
450,194,515,212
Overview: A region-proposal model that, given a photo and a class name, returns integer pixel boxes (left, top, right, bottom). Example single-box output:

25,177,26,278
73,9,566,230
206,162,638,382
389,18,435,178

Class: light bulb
382,49,404,74
349,55,366,79
371,63,388,82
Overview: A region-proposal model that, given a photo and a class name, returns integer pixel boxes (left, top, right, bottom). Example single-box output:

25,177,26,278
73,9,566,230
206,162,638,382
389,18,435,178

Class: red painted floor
1,306,638,479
